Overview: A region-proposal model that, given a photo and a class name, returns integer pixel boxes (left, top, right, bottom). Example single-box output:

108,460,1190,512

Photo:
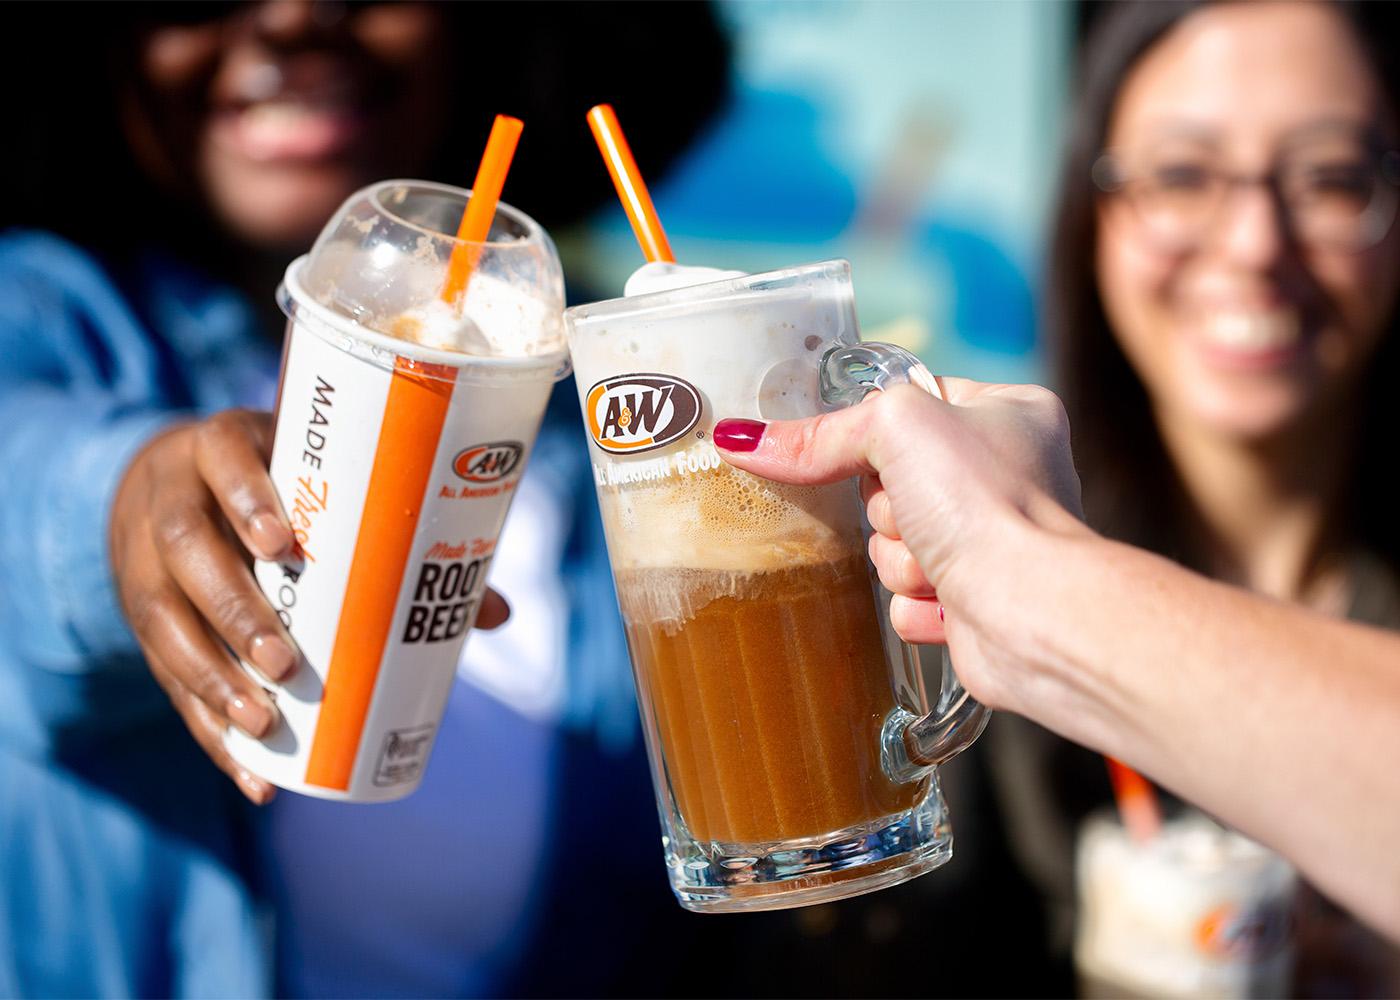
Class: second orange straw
441,114,524,307
587,104,675,264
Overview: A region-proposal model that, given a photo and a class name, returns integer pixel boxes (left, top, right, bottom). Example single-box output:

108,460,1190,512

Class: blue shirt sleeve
0,233,194,750
0,385,179,667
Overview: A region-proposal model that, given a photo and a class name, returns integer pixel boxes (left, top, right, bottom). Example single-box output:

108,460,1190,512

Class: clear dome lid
282,179,569,382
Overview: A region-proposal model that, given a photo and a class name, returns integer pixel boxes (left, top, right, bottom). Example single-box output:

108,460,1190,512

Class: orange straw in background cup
587,104,675,263
441,114,525,308
1106,757,1163,844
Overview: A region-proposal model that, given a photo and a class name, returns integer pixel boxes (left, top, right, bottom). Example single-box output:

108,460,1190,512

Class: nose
1213,181,1290,270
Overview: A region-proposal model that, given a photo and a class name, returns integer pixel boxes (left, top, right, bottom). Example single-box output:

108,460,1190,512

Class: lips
1189,307,1306,371
208,61,375,164
211,100,367,162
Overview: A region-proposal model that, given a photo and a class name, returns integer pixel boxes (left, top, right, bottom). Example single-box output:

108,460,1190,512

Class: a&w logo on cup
453,441,524,483
586,373,702,454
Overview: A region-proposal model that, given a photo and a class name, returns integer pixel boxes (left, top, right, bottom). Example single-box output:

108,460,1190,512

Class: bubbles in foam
602,462,866,628
616,557,873,637
604,462,861,573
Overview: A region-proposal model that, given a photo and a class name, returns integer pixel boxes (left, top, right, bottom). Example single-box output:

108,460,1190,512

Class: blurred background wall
561,0,1073,387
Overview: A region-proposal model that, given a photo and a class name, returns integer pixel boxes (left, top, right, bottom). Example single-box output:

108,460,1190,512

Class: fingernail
250,512,292,560
237,767,275,804
713,418,766,453
229,692,276,739
250,634,298,682
938,604,945,623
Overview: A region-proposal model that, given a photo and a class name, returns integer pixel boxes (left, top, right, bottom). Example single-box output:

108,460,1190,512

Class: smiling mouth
1193,308,1304,367
209,67,375,164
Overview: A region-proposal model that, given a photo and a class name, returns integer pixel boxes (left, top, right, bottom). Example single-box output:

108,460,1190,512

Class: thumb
713,405,880,486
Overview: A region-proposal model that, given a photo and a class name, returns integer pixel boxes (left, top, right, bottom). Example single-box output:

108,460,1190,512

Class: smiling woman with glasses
984,1,1400,993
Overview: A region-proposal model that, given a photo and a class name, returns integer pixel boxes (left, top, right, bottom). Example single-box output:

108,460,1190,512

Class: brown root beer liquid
606,464,924,846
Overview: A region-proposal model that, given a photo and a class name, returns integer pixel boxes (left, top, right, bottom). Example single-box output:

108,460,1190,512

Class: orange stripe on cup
304,358,457,789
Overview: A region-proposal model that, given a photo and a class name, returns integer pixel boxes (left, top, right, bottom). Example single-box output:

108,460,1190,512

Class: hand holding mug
715,377,1085,710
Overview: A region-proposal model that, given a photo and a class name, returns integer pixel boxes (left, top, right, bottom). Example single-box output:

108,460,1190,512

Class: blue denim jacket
0,229,646,998
0,230,280,998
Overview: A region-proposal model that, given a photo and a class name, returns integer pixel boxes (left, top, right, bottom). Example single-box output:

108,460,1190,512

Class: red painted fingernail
713,418,766,453
938,604,945,622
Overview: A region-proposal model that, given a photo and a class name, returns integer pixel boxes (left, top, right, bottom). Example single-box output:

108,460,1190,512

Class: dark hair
0,2,730,261
1048,0,1400,575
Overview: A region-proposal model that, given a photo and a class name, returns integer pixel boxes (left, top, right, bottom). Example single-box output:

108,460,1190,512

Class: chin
206,160,370,252
1176,381,1315,443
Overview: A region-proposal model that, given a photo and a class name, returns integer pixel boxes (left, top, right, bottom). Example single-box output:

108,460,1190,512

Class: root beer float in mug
565,107,989,912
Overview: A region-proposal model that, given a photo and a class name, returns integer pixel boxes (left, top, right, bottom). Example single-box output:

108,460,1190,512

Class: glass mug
564,260,989,911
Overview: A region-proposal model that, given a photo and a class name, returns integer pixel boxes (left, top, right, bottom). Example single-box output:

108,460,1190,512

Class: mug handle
820,342,991,782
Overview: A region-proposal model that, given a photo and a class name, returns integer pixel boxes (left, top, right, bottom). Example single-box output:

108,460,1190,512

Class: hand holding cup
109,408,509,804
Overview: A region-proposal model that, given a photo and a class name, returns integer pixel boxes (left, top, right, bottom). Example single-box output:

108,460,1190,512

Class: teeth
1200,310,1300,353
244,100,347,124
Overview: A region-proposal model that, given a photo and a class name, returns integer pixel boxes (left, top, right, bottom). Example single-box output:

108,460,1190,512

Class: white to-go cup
1075,810,1297,998
224,179,569,802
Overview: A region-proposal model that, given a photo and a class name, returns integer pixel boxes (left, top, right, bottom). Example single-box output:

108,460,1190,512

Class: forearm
992,524,1400,940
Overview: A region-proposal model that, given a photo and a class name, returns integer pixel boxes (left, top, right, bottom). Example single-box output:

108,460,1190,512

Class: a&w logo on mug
453,441,524,483
585,373,702,454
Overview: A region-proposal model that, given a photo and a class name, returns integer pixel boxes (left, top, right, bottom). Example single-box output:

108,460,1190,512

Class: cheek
1304,239,1400,373
1094,211,1180,387
142,26,221,92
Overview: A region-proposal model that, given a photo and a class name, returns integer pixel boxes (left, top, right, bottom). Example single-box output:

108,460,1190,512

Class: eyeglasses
1093,133,1400,253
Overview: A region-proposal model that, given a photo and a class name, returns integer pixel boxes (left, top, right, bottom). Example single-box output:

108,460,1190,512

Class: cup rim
563,258,852,325
281,256,571,380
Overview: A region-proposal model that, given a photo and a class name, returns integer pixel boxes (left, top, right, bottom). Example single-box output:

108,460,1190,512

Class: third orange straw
586,104,675,264
441,114,524,308
1105,756,1163,844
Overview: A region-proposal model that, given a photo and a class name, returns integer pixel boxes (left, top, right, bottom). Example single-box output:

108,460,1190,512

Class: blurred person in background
0,2,729,995
987,0,1400,992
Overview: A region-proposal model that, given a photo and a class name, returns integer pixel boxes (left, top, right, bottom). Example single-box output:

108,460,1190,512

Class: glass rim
365,178,551,252
564,258,852,325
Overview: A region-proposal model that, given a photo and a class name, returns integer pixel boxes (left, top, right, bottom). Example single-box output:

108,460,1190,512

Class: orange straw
440,114,524,307
1106,757,1163,844
586,104,675,263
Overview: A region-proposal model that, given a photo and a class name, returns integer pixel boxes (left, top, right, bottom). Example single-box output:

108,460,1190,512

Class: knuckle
143,654,181,699
794,411,826,458
184,654,235,705
125,585,178,638
1026,385,1070,426
193,412,233,452
195,410,257,460
178,690,231,751
209,589,263,641
897,548,921,589
869,386,917,439
154,504,209,556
